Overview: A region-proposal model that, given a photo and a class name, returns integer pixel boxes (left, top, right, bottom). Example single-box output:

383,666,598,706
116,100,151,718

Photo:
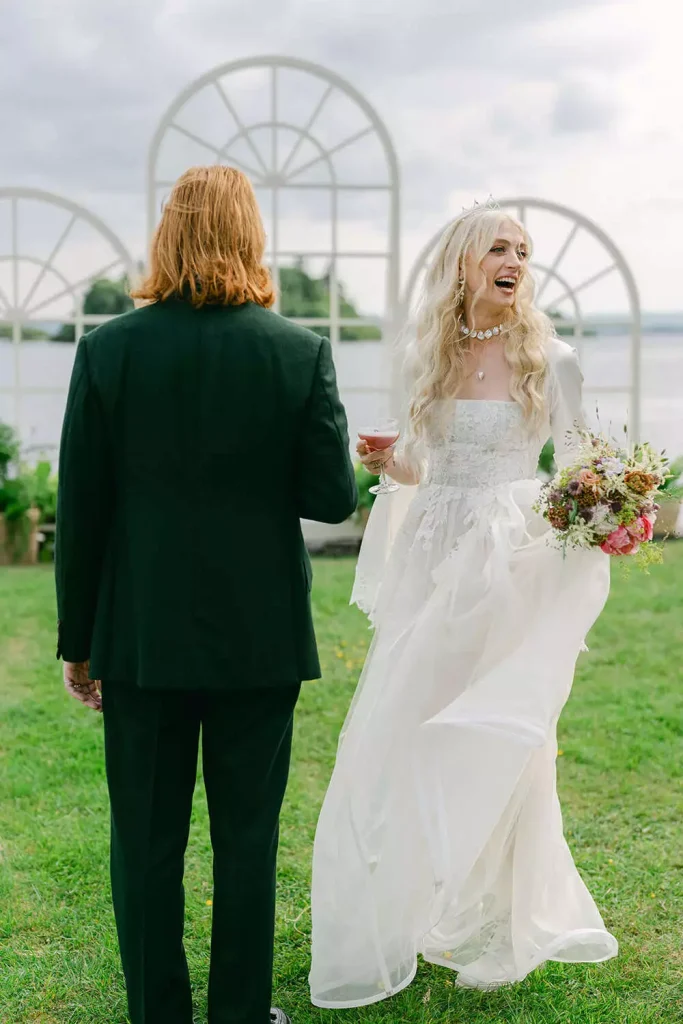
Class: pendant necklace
460,320,508,381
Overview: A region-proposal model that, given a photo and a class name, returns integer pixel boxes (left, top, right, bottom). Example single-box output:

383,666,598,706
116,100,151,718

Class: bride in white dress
309,205,618,1007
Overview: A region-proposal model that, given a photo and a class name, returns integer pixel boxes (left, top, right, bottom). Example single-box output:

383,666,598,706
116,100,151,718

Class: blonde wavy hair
132,165,275,308
404,206,552,455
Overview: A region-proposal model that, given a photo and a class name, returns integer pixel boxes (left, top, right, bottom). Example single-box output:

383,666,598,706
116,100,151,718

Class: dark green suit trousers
103,680,301,1024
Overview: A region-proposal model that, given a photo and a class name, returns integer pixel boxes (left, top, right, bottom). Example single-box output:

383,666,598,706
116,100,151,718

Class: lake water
1,333,682,461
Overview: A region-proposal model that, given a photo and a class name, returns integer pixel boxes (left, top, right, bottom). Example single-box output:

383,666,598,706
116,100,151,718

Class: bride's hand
357,439,395,476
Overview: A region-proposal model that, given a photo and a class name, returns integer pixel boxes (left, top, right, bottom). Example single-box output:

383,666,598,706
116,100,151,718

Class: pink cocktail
358,429,400,451
358,419,400,495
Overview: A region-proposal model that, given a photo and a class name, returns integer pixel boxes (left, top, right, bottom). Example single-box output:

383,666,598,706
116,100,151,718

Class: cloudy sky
2,0,681,317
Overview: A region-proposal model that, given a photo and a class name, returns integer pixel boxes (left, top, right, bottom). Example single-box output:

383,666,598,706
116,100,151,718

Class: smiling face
463,219,529,321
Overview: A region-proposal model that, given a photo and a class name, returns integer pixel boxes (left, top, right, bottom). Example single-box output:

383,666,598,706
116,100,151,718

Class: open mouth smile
494,277,517,294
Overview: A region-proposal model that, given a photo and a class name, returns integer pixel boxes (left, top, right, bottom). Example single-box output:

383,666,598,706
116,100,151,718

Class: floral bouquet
535,430,669,566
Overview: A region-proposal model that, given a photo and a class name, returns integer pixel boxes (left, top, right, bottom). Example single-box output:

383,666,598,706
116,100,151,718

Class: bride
309,203,618,1006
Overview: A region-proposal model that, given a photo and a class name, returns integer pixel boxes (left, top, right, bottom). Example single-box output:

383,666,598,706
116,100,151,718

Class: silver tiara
461,196,500,214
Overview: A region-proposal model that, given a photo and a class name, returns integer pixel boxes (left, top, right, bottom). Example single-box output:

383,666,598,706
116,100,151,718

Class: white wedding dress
310,338,618,1007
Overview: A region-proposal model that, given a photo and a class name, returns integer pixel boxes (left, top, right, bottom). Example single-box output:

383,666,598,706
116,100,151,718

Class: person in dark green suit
56,165,357,1024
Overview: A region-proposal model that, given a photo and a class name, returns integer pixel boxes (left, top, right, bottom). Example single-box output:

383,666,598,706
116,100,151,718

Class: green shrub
353,461,377,522
0,473,33,562
27,460,58,524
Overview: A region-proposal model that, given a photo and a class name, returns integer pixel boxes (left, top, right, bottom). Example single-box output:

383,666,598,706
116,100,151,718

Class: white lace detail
411,402,542,550
415,487,458,550
426,401,540,489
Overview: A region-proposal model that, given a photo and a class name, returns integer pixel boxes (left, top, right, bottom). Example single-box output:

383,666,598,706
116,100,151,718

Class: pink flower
600,525,641,556
626,515,654,543
576,468,602,495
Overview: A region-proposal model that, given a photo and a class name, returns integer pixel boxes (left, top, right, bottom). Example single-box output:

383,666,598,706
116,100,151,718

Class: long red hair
132,165,274,308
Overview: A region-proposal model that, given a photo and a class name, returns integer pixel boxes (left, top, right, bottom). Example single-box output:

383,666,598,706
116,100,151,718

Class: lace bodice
424,400,543,492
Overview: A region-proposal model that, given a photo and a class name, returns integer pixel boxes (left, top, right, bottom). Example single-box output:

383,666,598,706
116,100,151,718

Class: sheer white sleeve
547,339,587,469
350,334,423,621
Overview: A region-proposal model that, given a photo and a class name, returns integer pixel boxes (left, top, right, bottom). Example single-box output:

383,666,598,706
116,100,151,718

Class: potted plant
655,456,683,538
0,422,44,565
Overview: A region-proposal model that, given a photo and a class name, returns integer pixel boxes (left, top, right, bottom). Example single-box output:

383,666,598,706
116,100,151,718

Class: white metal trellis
400,197,642,440
146,54,401,411
0,187,135,446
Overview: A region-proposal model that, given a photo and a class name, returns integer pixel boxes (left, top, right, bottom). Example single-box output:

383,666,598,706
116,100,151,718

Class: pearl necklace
459,321,507,341
459,320,508,381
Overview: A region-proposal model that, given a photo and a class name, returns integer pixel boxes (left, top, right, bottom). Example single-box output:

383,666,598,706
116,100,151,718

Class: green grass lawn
0,551,682,1024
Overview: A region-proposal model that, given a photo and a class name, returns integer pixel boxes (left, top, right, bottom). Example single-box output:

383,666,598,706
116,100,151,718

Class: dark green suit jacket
55,299,357,689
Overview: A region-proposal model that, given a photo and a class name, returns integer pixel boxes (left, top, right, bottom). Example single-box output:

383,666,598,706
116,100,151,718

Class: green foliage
0,324,50,340
658,455,683,499
0,422,20,485
0,476,33,562
0,422,29,528
0,475,32,523
52,275,134,341
279,264,329,325
279,262,381,341
0,424,55,521
0,462,56,524
0,422,57,561
26,460,58,524
353,461,377,521
0,554,682,1022
537,437,557,479
52,323,75,342
83,277,135,317
547,310,596,338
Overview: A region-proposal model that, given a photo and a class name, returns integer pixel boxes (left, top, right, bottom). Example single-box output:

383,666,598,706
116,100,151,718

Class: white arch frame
147,55,401,401
400,197,642,440
0,187,135,442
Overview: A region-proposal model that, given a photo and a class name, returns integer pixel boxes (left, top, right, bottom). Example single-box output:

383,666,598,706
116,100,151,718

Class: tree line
2,261,381,342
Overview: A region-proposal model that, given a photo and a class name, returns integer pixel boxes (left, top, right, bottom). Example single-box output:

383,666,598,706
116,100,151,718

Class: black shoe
270,1010,291,1024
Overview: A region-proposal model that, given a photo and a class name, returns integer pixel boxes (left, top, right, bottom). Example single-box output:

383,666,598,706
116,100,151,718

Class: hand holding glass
358,419,400,495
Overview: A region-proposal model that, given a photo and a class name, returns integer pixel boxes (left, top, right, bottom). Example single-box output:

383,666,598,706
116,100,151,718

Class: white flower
599,457,625,477
591,504,618,536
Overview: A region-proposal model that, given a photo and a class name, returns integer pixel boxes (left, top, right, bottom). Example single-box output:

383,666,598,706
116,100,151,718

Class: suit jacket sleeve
297,337,358,524
55,337,113,662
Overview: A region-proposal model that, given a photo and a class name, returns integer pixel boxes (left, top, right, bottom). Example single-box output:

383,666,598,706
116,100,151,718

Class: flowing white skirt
310,479,618,1007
